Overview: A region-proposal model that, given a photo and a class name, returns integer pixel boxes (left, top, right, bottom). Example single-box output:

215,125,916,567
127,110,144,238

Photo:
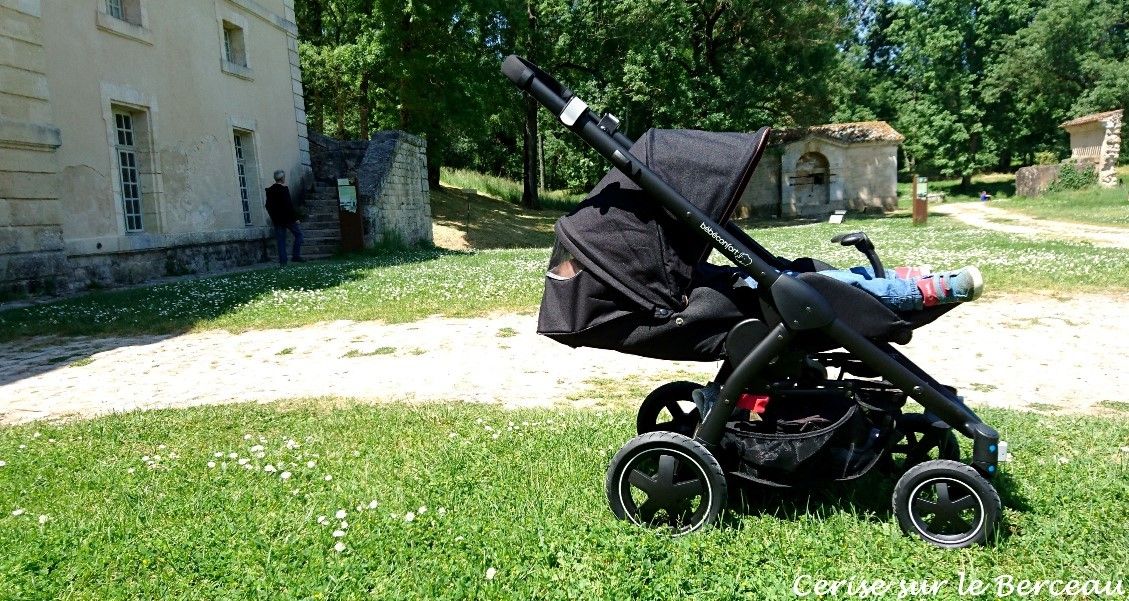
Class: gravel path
932,201,1129,248
3,292,1128,425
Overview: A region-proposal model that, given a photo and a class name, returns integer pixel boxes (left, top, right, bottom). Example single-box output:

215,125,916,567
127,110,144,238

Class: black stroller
503,56,1006,548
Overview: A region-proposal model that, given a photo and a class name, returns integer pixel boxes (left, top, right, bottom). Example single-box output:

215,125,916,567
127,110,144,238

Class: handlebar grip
501,55,573,102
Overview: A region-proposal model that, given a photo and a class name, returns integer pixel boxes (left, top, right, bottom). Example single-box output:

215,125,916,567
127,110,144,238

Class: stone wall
0,0,67,295
356,132,432,246
312,130,432,248
67,231,271,289
1098,111,1122,188
1015,164,1061,197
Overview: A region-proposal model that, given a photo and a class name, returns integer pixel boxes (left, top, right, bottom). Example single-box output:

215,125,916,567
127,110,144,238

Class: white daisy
317,515,328,525
244,434,252,440
324,475,333,481
207,461,216,469
38,515,48,525
335,509,347,519
332,529,346,538
238,458,249,466
437,507,447,516
264,465,277,473
404,511,415,523
485,567,497,580
417,506,427,515
11,508,25,516
280,471,292,480
306,461,316,469
333,541,346,553
367,500,379,510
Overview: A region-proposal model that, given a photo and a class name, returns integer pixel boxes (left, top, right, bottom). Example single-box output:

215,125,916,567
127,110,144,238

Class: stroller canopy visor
556,127,770,312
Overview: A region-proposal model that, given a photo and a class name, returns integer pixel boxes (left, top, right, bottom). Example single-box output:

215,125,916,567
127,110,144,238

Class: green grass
441,168,584,212
0,399,1126,599
342,347,396,358
996,185,1129,227
430,186,564,249
735,212,1129,293
3,210,1127,340
0,248,548,341
897,173,1017,203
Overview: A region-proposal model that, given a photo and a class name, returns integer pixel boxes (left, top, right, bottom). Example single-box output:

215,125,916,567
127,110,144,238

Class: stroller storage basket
723,390,884,484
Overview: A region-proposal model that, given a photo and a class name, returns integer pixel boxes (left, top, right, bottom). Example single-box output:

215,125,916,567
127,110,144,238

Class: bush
1048,162,1097,192
1034,151,1059,165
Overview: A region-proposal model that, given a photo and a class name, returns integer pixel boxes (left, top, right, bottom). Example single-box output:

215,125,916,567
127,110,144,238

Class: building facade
1061,109,1122,188
738,121,904,219
1,0,310,294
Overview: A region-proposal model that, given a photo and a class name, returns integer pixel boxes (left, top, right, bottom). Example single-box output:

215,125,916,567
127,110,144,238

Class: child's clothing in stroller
737,265,983,313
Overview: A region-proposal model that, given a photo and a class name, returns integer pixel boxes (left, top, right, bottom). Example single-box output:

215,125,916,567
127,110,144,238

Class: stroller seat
537,128,952,361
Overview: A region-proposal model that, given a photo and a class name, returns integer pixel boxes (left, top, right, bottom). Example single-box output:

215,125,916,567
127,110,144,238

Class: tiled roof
1060,109,1123,128
773,121,905,144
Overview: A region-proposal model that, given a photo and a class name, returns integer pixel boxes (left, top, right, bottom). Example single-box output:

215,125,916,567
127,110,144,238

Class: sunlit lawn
2,211,1127,340
0,398,1126,599
997,185,1129,228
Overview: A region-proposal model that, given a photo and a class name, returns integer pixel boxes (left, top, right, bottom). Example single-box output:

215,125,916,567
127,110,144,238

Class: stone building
0,0,310,294
308,131,432,251
1061,109,1122,188
738,121,904,219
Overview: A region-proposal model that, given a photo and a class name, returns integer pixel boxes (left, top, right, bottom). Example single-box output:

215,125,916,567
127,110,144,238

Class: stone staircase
298,183,341,259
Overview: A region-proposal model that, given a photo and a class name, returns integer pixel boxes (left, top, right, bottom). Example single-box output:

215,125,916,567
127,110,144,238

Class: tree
988,0,1129,164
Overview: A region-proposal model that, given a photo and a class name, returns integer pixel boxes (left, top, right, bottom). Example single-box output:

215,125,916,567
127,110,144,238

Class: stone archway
794,151,831,206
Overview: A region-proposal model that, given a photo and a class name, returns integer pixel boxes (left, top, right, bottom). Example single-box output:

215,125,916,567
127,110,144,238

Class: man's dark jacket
264,183,299,226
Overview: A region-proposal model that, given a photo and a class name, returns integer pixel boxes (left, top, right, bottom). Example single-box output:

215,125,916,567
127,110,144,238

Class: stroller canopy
556,127,770,312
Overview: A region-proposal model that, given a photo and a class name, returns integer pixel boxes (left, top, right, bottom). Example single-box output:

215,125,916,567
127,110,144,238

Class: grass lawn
998,185,1129,228
0,397,1126,599
3,210,1128,340
440,168,584,212
896,173,1017,203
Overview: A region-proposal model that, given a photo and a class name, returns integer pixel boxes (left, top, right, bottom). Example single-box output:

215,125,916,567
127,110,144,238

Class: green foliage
1034,151,1059,165
1047,162,1098,192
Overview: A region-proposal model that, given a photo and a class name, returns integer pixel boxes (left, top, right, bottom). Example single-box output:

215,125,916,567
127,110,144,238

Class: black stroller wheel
893,459,1001,548
606,432,726,535
636,381,702,437
886,413,960,472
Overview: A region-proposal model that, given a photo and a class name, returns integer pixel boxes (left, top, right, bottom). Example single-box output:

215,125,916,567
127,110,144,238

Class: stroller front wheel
606,432,726,535
893,459,1002,548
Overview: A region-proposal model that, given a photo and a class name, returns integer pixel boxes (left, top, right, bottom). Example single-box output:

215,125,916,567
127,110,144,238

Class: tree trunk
520,0,540,209
521,94,540,209
358,74,372,140
960,174,972,186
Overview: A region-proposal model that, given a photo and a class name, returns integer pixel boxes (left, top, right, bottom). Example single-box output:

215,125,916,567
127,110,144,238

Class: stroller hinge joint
597,113,621,135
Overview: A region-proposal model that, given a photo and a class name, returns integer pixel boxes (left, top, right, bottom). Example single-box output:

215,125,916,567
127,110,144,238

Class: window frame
113,110,144,233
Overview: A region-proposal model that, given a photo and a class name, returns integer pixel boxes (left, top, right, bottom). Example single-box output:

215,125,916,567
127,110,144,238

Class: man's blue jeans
275,222,304,265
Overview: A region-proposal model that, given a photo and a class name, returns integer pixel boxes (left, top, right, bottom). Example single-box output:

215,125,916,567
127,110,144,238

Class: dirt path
932,201,1129,248
2,292,1128,425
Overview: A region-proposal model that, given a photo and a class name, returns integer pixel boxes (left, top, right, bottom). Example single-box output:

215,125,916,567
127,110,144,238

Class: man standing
264,170,304,265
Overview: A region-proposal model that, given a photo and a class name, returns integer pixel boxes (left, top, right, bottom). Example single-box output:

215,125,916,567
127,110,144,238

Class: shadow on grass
431,186,564,249
723,466,1028,546
0,248,456,385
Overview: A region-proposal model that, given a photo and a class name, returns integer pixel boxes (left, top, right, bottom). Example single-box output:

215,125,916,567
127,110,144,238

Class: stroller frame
503,55,1004,546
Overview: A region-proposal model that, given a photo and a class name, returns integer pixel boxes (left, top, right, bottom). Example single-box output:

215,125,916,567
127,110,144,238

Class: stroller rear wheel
606,432,726,535
636,381,702,437
893,459,1001,548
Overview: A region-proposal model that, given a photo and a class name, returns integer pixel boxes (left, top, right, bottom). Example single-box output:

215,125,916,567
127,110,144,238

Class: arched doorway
794,152,831,206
